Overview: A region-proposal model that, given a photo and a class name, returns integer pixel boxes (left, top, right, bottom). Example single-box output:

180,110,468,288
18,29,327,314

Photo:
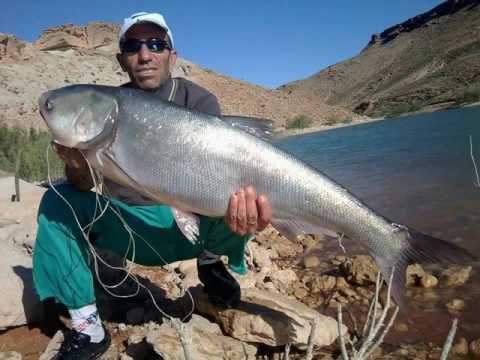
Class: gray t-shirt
103,77,221,204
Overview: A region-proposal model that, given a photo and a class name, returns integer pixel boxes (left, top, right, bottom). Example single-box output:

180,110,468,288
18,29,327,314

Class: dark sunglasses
121,38,171,54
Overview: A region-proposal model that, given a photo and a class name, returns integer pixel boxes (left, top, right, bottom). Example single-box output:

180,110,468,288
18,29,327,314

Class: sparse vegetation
285,114,313,129
457,86,480,105
384,103,422,118
0,126,64,182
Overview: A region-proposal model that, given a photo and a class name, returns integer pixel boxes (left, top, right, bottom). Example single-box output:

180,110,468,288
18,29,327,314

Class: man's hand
52,143,93,191
225,186,272,236
52,143,88,170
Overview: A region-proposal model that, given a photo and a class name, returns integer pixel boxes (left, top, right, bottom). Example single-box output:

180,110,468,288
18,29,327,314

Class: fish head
39,85,118,149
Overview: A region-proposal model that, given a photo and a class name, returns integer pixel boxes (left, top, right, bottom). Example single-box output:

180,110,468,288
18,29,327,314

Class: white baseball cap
119,12,174,48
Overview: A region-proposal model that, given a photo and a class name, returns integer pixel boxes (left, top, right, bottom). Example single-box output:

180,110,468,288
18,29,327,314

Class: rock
145,315,257,360
35,24,86,51
305,274,336,293
249,241,273,270
294,287,308,299
0,236,43,330
331,254,347,266
470,338,480,357
395,323,409,332
39,330,63,360
303,255,321,268
420,274,438,288
446,298,465,311
0,34,28,59
440,266,472,287
335,276,349,289
269,268,298,288
0,351,22,360
406,263,425,286
85,22,119,49
341,255,378,285
451,337,469,355
195,288,346,348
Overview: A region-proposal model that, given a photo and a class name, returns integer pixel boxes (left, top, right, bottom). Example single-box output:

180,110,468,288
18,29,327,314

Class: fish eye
45,99,54,111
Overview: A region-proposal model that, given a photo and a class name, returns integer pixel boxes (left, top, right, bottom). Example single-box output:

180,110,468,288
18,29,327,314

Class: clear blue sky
1,0,443,88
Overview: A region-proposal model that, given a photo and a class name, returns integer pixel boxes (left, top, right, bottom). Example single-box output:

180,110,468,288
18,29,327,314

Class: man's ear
168,50,177,73
116,53,127,72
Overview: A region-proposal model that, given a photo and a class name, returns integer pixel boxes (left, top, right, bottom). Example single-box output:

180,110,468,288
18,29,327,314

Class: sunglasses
121,38,171,54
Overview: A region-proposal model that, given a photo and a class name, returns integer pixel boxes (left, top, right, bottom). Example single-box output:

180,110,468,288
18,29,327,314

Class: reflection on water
276,105,480,343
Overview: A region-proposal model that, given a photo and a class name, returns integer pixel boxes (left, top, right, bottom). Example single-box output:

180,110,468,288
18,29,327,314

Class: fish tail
374,227,476,309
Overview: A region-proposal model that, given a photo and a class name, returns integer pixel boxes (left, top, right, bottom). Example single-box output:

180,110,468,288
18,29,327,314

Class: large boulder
195,288,346,348
0,34,29,60
125,315,257,360
0,177,46,329
35,24,86,51
0,235,42,329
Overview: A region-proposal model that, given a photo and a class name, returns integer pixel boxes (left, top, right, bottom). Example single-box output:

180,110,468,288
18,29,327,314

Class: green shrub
385,103,421,118
457,87,480,104
0,126,64,182
285,114,313,129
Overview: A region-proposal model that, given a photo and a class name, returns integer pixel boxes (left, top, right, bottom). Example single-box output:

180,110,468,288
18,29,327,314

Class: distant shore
275,101,480,139
274,116,384,139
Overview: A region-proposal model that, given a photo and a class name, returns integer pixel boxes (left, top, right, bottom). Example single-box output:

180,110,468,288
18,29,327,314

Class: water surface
275,106,480,342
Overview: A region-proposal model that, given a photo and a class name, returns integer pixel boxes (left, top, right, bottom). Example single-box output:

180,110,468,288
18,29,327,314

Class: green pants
33,184,249,309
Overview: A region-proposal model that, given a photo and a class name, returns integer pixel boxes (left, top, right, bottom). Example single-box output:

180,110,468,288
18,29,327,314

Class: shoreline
273,116,385,139
274,101,480,139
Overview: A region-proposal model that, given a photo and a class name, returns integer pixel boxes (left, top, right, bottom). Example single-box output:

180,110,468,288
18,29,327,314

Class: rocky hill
0,22,354,131
281,0,480,117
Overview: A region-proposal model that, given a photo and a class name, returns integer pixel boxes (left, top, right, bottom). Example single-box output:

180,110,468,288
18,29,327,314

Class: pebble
420,274,438,288
470,338,480,357
452,337,469,355
440,265,472,287
0,352,22,360
395,323,409,332
294,287,308,299
446,298,465,312
303,255,321,268
406,263,425,287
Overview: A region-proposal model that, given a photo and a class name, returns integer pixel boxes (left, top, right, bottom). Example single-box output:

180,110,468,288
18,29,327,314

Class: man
33,12,272,360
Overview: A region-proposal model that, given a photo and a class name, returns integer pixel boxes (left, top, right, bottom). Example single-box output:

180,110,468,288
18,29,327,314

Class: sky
1,0,444,89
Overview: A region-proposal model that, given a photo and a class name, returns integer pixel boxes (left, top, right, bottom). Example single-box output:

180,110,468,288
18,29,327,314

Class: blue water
276,106,480,253
275,106,480,342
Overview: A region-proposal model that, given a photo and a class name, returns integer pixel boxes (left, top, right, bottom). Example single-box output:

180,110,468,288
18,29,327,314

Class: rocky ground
0,177,479,359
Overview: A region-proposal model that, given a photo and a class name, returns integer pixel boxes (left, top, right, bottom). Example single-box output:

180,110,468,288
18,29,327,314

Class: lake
275,105,480,343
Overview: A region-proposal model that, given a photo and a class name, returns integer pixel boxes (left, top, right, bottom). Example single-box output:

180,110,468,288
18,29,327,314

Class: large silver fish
39,84,475,304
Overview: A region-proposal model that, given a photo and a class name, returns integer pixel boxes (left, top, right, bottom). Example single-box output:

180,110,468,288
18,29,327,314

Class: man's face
117,23,177,91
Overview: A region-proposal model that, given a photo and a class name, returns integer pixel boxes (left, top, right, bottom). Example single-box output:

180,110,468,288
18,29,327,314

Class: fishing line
46,144,195,321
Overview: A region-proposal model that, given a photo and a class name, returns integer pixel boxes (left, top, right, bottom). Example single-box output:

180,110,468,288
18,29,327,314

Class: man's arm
53,144,94,191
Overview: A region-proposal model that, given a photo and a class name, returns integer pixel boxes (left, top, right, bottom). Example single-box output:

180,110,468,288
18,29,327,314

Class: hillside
0,23,354,131
280,0,480,117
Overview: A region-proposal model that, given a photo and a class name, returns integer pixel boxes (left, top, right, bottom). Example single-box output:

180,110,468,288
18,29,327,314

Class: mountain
0,23,354,131
280,0,480,117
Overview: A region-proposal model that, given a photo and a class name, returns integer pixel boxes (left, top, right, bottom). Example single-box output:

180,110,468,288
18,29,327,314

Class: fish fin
171,208,200,245
375,226,477,311
271,219,338,240
220,115,273,141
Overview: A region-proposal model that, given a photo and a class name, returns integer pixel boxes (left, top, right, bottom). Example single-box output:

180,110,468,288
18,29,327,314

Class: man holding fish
33,12,272,359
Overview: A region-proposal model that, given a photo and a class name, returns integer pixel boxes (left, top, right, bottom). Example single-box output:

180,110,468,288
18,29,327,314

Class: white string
337,233,347,253
469,135,480,187
46,144,195,321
